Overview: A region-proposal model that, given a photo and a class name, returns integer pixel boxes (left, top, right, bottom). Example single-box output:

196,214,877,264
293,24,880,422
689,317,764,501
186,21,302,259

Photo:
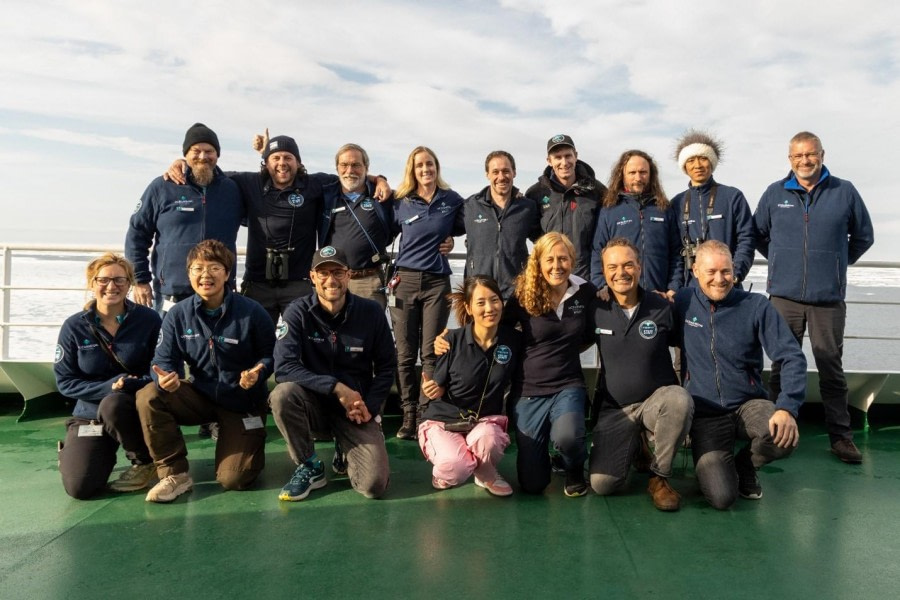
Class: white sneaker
109,464,157,493
474,475,513,497
145,472,193,503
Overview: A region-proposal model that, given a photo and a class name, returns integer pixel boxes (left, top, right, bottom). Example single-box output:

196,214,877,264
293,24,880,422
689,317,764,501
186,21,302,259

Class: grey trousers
243,279,312,325
269,382,390,498
348,272,387,310
589,385,694,494
691,398,794,510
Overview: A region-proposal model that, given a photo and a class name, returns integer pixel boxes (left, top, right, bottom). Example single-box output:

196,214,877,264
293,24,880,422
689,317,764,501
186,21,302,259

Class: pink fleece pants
417,415,510,486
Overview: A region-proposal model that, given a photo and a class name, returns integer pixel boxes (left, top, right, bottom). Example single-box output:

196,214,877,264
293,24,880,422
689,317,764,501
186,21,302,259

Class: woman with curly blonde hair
504,232,595,496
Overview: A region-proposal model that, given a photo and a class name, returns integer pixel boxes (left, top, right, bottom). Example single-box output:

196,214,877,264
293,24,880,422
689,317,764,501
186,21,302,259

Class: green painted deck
1,400,899,600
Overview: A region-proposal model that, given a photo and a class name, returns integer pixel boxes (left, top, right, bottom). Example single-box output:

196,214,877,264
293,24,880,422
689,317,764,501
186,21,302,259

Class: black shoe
396,411,417,440
198,423,219,440
831,439,863,464
564,469,588,497
332,440,348,475
735,448,762,500
550,453,566,475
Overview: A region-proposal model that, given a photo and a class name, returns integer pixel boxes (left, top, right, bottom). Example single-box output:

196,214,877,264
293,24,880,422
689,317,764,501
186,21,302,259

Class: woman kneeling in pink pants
419,276,522,496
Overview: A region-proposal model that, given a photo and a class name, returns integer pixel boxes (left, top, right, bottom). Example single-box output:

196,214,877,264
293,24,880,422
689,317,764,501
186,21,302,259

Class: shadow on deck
1,398,899,599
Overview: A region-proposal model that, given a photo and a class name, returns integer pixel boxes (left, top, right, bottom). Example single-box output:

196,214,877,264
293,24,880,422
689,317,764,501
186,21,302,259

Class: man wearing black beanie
126,123,244,309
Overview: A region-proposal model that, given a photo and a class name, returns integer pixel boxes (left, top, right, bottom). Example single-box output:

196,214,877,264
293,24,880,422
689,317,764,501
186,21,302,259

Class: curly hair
602,149,668,211
513,232,577,317
395,146,450,199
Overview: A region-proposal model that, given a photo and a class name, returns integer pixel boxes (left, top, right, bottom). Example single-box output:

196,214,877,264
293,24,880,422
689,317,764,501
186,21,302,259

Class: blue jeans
691,399,794,510
514,387,587,494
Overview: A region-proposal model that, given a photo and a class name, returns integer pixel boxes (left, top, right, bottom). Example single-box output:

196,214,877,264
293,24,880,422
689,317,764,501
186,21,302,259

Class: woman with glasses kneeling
54,253,162,499
419,276,522,496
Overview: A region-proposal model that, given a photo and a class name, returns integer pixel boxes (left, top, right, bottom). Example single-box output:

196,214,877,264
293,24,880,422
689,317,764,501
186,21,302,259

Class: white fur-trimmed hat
677,143,718,174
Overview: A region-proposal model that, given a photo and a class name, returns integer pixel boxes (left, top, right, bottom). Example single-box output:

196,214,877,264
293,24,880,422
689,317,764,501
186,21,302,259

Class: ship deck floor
1,400,899,600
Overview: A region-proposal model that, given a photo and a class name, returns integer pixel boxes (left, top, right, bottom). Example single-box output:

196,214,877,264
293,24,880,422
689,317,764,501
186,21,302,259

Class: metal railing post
1,246,11,360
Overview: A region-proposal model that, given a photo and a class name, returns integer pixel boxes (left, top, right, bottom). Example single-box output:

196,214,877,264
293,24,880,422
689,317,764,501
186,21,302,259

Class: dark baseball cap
311,246,349,270
547,134,576,154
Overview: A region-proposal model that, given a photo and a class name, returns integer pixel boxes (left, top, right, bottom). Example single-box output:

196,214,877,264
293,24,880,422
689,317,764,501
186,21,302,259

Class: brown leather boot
647,475,681,511
396,409,417,440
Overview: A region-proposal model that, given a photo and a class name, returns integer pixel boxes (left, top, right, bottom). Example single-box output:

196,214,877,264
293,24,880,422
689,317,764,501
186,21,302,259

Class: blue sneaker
279,460,326,501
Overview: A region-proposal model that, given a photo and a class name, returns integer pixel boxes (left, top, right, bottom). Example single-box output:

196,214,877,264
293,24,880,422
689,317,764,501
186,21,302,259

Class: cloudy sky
2,0,898,260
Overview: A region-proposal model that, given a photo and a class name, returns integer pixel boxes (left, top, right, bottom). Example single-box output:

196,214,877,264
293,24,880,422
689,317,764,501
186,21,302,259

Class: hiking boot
735,448,762,500
332,440,348,476
396,410,417,440
279,460,326,501
145,472,193,503
831,439,863,464
475,475,513,497
564,469,588,497
110,463,157,493
647,475,681,511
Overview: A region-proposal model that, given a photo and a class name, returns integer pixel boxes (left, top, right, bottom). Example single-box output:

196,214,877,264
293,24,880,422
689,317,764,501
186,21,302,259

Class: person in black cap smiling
525,135,607,280
268,245,396,502
126,122,244,313
165,129,391,325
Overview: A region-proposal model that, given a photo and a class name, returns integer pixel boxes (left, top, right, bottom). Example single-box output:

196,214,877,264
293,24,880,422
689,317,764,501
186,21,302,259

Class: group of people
53,124,874,512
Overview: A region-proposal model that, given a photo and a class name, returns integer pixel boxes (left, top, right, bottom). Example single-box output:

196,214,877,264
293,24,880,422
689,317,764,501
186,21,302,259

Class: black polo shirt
421,323,523,423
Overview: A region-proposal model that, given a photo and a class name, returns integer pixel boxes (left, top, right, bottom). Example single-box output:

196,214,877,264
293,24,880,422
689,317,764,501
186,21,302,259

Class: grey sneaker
332,441,348,476
109,463,157,493
279,460,326,501
145,472,193,503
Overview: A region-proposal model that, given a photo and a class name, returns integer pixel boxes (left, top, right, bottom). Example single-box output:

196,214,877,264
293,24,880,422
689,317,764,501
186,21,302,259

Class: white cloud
0,0,898,259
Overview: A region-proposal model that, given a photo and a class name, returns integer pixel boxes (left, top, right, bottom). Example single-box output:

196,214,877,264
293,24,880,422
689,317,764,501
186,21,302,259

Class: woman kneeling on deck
419,276,522,496
54,253,162,499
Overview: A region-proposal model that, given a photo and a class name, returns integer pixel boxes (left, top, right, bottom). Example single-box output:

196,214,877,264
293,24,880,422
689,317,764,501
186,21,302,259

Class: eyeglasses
789,152,821,161
314,268,349,281
189,265,226,276
93,276,130,286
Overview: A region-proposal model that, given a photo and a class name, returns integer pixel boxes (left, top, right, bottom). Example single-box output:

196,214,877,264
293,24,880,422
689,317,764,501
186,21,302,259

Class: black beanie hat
263,135,301,163
182,123,221,156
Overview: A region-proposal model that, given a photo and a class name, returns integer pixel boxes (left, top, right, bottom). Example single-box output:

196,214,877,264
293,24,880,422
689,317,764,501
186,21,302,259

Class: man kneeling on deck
589,238,693,511
675,240,806,509
137,240,276,503
269,246,395,501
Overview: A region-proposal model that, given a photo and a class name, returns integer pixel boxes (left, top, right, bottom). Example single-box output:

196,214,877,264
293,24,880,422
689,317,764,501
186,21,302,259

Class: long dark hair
603,149,668,211
448,275,503,326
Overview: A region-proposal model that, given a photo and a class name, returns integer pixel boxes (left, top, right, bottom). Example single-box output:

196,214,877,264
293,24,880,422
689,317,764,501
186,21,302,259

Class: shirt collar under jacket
555,274,586,319
784,165,831,192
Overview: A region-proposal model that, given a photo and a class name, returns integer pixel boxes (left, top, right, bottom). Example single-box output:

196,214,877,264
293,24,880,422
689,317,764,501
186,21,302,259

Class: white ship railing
2,243,900,419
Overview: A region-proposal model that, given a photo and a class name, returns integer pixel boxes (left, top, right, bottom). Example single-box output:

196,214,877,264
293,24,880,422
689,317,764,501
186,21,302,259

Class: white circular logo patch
133,200,143,214
54,344,64,363
156,331,164,347
494,345,511,364
288,193,304,207
638,320,658,340
276,322,289,340
319,246,337,258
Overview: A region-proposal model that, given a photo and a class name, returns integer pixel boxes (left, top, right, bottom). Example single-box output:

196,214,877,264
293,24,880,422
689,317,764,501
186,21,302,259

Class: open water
4,252,900,372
